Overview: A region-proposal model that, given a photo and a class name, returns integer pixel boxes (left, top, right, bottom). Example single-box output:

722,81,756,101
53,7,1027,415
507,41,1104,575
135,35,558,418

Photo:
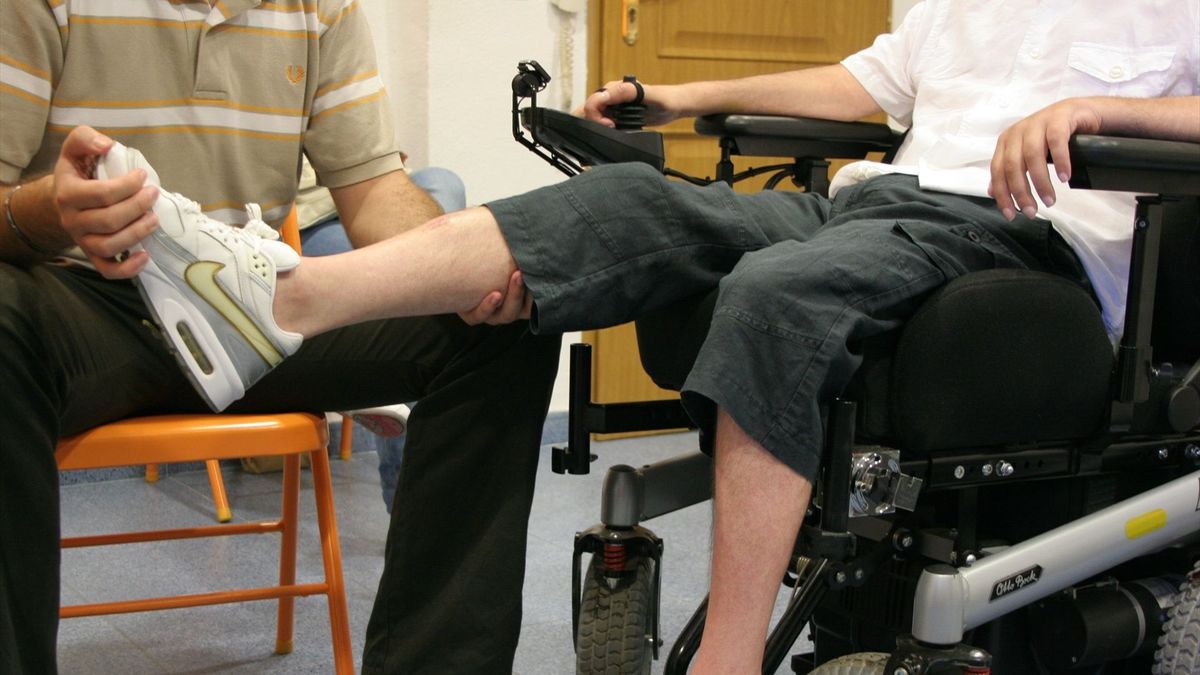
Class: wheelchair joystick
610,75,648,130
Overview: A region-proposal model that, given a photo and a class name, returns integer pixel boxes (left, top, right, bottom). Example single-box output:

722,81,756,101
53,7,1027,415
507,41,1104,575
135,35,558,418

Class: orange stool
57,413,352,673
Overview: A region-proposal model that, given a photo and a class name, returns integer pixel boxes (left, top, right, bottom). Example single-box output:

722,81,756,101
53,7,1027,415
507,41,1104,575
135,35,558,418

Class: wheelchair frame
510,61,1200,674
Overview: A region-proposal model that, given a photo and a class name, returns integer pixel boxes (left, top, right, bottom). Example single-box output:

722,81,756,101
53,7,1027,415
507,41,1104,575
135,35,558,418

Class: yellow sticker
1125,509,1168,539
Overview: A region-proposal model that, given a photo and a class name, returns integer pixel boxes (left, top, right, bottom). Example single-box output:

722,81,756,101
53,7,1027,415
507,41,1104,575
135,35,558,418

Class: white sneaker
97,142,303,411
347,404,411,437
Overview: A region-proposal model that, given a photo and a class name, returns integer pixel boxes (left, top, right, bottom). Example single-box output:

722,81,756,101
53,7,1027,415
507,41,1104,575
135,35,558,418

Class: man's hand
458,270,533,326
54,125,160,278
580,78,681,128
988,98,1103,221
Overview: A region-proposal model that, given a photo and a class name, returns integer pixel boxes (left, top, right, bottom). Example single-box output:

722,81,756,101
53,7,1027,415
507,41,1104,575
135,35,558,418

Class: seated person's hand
989,98,1102,221
578,78,682,128
458,270,533,326
54,125,160,278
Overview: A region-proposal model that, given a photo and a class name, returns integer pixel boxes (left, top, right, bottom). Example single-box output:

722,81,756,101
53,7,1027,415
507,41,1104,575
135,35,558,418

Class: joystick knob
611,75,647,130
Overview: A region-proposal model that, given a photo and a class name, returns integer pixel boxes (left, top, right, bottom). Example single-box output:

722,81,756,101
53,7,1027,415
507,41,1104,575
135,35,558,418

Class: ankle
271,266,310,336
692,644,762,675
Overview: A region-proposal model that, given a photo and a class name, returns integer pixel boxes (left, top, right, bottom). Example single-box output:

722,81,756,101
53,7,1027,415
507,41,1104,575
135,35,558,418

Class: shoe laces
240,203,281,242
171,191,282,250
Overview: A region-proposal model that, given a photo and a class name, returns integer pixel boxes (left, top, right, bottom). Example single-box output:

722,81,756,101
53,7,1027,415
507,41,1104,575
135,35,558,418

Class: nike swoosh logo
184,261,284,367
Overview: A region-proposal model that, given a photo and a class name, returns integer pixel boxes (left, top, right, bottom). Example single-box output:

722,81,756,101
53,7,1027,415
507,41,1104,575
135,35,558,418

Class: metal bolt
981,463,994,477
970,649,986,660
954,465,966,479
835,571,847,584
893,668,910,675
854,568,865,580
996,460,1014,477
1158,447,1171,460
1185,444,1200,460
964,552,978,566
900,534,914,549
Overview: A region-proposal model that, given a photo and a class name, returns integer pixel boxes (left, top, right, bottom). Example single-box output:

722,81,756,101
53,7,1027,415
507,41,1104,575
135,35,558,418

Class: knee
588,160,667,183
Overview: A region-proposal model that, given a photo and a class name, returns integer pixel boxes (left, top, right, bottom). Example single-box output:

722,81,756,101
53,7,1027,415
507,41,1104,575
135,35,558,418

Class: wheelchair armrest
1068,135,1200,196
520,107,666,171
694,114,900,159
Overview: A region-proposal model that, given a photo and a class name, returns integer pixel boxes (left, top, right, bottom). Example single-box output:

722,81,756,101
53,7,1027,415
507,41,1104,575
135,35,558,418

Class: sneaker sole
351,414,407,437
134,256,243,412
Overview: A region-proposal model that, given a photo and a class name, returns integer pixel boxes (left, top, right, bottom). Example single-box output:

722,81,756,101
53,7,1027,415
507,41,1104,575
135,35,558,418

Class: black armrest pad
694,114,900,159
521,107,666,171
1069,135,1200,195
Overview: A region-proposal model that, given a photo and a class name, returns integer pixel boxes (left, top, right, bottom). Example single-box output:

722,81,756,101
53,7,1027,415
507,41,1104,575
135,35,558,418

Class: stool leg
275,454,301,655
338,421,353,461
145,464,160,483
310,448,353,674
206,460,232,523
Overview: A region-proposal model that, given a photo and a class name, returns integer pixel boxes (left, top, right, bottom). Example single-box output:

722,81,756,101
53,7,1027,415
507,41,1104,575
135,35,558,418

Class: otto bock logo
989,565,1043,602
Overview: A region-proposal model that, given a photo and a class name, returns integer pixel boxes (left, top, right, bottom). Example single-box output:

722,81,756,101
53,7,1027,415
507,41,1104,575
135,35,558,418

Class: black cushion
889,269,1113,452
636,292,717,392
634,270,1114,455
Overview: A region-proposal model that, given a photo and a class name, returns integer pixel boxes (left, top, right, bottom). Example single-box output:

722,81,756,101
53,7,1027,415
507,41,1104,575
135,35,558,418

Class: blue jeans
300,167,467,255
301,167,467,511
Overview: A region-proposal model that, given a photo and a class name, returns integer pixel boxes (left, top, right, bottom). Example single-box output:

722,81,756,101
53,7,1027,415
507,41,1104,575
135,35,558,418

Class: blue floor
56,416,809,673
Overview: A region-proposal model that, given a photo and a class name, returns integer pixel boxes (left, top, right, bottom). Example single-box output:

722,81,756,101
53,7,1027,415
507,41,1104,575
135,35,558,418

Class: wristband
5,183,56,255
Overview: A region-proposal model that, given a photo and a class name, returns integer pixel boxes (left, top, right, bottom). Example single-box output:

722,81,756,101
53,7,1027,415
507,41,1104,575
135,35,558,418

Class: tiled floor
57,422,809,673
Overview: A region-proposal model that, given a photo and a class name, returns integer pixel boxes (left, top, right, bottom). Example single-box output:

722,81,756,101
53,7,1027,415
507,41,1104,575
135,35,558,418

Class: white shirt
837,0,1200,340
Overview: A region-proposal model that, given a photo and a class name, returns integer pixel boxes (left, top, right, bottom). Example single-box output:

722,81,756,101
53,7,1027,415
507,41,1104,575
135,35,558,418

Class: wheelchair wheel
808,652,888,674
576,555,654,674
1154,562,1200,674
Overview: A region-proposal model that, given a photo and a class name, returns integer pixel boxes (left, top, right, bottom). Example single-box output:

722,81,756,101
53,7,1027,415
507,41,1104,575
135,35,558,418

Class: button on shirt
834,0,1200,340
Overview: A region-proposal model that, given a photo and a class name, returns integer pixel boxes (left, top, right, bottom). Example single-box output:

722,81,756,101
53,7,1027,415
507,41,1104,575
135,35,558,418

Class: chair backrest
280,204,302,252
1153,197,1199,364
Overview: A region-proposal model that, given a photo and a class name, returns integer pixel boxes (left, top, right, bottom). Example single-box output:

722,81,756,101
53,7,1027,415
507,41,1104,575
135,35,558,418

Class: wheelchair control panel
512,60,665,177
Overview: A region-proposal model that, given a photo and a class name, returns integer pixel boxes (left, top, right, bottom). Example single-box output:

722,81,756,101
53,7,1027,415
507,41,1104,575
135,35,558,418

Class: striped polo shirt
0,0,403,227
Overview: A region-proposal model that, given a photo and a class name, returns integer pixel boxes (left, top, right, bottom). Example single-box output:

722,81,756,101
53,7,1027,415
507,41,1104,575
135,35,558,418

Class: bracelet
5,183,56,256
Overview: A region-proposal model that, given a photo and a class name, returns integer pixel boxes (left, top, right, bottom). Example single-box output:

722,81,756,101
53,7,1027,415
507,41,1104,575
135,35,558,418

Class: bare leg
273,206,518,337
693,408,813,674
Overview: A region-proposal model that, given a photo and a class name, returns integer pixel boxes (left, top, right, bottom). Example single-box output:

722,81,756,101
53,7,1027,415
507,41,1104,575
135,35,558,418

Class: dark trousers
490,165,1089,480
0,262,561,675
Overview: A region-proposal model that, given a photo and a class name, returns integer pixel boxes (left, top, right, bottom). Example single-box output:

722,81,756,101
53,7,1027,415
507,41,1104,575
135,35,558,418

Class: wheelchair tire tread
807,651,888,675
1154,560,1200,675
575,556,653,675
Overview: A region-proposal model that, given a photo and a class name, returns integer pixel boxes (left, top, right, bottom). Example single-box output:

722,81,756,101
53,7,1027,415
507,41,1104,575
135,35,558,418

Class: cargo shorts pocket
891,221,1003,280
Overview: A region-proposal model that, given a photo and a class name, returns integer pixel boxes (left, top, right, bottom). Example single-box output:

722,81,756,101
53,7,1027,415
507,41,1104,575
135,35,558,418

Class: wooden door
583,0,891,425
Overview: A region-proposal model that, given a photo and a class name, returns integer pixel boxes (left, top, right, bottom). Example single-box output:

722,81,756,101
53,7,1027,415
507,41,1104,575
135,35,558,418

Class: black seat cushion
636,292,717,393
888,269,1112,452
635,269,1114,455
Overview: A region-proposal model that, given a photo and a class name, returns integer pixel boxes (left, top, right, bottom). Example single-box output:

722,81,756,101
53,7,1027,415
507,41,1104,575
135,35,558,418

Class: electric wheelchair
511,61,1200,674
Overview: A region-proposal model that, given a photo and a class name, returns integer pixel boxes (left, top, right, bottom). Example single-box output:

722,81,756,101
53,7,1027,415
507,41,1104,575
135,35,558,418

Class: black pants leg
0,262,560,675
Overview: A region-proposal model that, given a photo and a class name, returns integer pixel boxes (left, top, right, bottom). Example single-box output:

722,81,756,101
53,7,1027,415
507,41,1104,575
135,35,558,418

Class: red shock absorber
963,668,991,674
602,542,626,573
